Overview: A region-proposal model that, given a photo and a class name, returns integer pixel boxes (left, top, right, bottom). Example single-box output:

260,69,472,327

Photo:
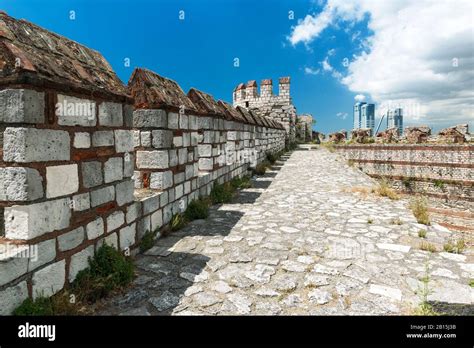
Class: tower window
245,101,249,107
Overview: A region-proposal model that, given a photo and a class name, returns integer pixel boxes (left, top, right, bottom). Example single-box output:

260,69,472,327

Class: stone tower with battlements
233,77,296,144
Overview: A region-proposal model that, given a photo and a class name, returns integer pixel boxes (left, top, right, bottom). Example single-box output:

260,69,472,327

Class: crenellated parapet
232,77,296,144
0,12,286,314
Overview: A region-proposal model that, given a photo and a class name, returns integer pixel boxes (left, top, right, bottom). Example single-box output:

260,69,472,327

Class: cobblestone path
98,147,473,315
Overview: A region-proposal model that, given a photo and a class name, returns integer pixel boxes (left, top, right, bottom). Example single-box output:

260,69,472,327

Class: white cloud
321,56,343,80
288,0,474,129
321,57,332,72
336,112,348,119
354,94,365,102
304,67,320,75
327,48,336,56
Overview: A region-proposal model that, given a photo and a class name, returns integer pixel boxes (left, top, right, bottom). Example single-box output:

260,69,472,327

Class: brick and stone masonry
0,13,286,314
335,144,474,204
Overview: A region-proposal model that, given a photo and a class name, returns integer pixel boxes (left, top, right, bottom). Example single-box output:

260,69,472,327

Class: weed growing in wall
170,213,188,231
210,182,235,204
72,244,134,303
185,198,211,220
140,229,157,252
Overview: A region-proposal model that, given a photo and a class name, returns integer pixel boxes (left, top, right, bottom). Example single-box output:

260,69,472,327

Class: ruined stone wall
335,144,474,204
233,78,296,144
0,13,286,314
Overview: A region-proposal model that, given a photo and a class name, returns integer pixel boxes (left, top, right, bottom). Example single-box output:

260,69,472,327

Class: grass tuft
170,213,188,231
210,182,235,204
443,239,466,254
373,179,400,200
419,241,437,253
185,198,210,221
409,197,430,225
418,229,427,238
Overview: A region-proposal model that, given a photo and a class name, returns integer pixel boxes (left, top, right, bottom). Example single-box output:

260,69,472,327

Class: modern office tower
353,102,365,130
353,102,375,135
387,108,404,135
361,103,375,134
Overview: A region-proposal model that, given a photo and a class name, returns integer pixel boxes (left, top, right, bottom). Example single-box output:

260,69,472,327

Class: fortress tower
233,77,296,143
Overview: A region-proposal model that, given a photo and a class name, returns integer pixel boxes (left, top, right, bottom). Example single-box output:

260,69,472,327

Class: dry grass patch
373,179,400,200
409,197,430,225
419,241,437,253
343,186,371,199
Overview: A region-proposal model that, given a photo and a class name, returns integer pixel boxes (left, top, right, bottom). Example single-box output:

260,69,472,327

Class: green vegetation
285,142,298,152
253,162,268,176
418,229,427,238
170,213,187,231
433,179,445,190
210,182,235,204
419,241,437,253
184,198,211,220
413,264,438,316
266,152,278,164
409,197,430,225
230,175,252,190
443,239,466,254
72,244,134,303
402,177,414,190
391,218,403,225
469,279,474,287
14,244,135,315
13,297,54,316
367,218,373,224
373,179,400,200
139,229,157,252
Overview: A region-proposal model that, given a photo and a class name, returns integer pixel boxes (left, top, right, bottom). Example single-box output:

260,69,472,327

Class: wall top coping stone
187,88,226,118
128,68,197,112
217,100,246,123
0,12,130,102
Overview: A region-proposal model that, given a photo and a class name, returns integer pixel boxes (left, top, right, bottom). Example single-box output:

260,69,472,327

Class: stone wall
0,13,285,314
232,78,297,144
335,144,474,203
296,114,313,142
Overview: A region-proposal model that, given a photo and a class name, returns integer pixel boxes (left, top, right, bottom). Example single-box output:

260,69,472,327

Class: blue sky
3,0,472,133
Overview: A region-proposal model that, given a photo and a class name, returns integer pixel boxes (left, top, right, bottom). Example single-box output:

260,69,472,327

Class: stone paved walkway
97,147,473,315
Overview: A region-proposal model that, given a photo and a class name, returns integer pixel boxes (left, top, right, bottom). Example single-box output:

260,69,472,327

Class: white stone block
73,132,91,149
136,150,169,169
104,157,123,183
3,128,70,162
119,223,136,250
4,198,71,240
57,94,96,126
107,211,125,232
115,130,134,153
150,171,173,190
98,102,123,126
0,89,44,124
32,260,66,299
86,217,105,240
58,227,85,252
69,246,94,282
0,167,43,201
0,281,28,315
46,164,79,198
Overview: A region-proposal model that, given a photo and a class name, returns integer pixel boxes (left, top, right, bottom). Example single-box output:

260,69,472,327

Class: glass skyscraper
353,102,375,135
387,108,403,135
